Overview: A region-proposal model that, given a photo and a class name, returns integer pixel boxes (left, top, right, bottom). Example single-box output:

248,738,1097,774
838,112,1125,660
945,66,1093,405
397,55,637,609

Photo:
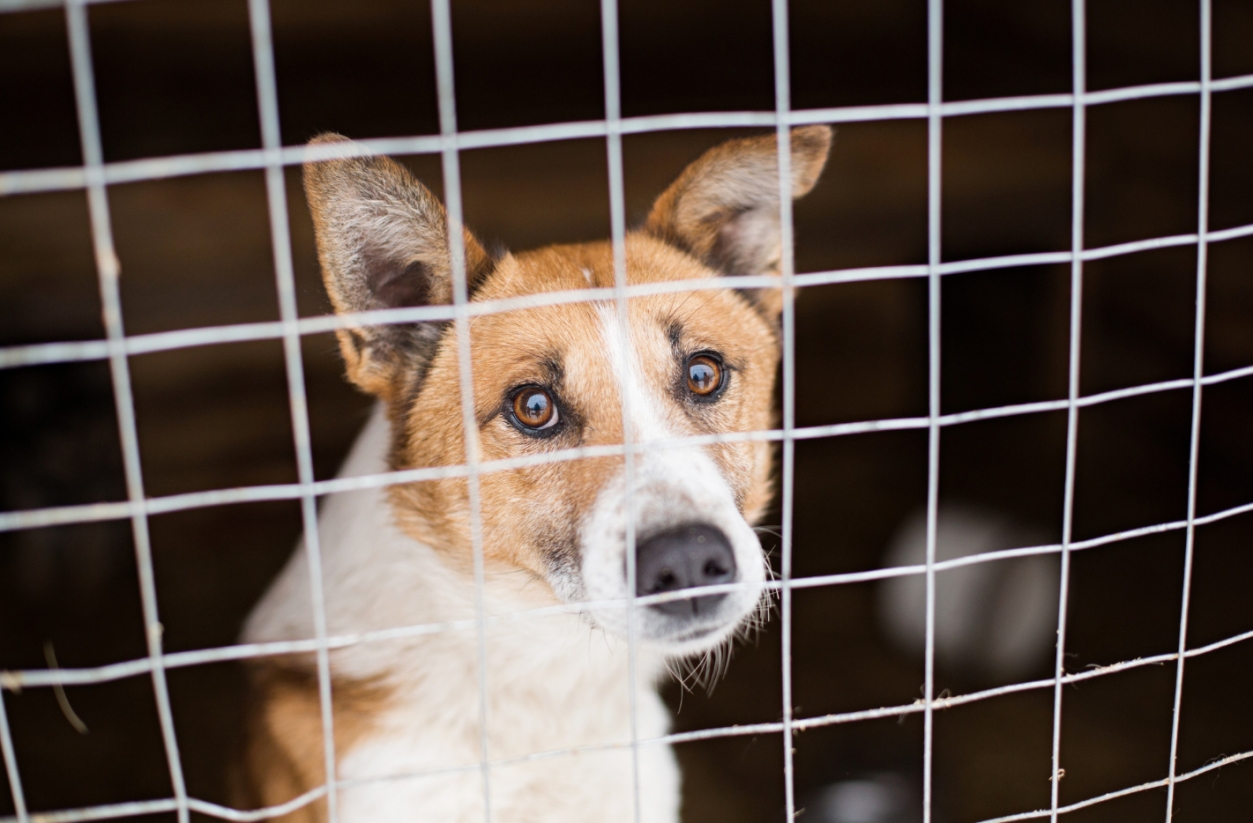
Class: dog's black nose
635,524,737,617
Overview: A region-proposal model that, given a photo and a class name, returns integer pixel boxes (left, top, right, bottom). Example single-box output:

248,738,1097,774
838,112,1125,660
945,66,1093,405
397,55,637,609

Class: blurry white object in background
808,773,916,823
877,505,1059,680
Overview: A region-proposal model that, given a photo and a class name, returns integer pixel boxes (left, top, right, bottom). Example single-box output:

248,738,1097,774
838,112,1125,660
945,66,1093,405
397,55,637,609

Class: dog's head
304,127,831,658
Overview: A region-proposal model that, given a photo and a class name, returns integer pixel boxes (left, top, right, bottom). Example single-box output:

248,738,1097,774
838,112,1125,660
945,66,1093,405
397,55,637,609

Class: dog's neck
243,404,668,694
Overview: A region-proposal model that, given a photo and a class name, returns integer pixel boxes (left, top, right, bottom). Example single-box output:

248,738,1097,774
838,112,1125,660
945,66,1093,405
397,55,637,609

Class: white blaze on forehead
595,302,671,444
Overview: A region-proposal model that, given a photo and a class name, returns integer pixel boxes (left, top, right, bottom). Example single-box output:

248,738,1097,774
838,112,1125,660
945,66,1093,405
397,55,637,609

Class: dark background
2,0,1251,821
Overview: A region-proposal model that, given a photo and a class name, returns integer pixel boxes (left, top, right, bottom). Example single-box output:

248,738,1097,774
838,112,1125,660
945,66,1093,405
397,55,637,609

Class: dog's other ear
644,125,832,319
303,133,496,399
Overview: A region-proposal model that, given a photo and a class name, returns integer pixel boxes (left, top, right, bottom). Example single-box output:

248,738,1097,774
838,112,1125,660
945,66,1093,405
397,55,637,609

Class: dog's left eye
685,353,726,399
509,386,560,433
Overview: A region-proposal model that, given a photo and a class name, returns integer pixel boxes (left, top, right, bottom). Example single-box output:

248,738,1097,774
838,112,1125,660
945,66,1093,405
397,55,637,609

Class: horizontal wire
0,798,180,823
5,692,1252,823
3,73,1253,199
2,361,1250,534
0,275,780,370
186,788,327,823
976,749,1253,823
3,660,1250,823
5,504,1252,693
5,217,1253,373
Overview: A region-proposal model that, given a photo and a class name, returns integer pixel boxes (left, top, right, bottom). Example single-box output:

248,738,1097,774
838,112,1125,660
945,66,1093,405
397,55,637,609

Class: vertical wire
428,2,494,819
922,0,943,821
1050,1,1087,819
1164,1,1212,819
63,4,189,821
244,2,339,820
597,1,643,820
0,691,27,823
768,0,799,819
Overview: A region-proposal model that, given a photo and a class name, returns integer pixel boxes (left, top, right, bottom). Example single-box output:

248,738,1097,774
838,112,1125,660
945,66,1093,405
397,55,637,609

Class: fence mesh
1,0,1252,822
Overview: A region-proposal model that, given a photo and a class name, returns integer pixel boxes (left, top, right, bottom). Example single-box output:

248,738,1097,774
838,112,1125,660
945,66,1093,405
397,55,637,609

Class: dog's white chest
335,651,680,823
244,407,680,823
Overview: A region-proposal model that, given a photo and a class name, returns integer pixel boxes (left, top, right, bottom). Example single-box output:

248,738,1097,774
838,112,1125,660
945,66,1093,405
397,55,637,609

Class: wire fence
1,0,1250,822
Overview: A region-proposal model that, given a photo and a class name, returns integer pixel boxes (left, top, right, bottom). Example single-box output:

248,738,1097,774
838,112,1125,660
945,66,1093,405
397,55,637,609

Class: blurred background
2,0,1252,821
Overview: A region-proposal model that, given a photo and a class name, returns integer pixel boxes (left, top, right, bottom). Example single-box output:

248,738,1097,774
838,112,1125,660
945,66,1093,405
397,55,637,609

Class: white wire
595,0,644,820
3,360,1252,535
1047,4,1087,816
6,223,1253,373
243,0,340,819
978,750,1253,823
5,501,1253,695
769,0,799,816
921,0,943,820
426,1,495,820
1164,1,1212,819
5,73,1253,199
0,691,26,823
1050,1,1086,818
5,683,1251,823
62,3,190,821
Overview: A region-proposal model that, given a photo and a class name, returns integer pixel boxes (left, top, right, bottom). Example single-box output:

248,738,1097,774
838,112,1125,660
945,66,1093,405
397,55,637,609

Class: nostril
635,523,738,617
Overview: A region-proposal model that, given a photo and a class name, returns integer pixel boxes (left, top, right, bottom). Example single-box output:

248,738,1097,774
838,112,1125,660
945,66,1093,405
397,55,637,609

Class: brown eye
686,354,724,398
511,387,558,431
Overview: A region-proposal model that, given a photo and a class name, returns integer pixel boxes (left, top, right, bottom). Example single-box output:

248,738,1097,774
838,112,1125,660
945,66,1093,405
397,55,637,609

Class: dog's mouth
673,624,719,641
656,620,726,645
628,595,759,656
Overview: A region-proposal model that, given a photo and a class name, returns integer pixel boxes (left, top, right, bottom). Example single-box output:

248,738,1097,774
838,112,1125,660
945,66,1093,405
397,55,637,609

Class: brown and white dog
238,125,832,823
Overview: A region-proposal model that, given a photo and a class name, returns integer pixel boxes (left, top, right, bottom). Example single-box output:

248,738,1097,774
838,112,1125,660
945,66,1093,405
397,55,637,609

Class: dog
237,125,832,823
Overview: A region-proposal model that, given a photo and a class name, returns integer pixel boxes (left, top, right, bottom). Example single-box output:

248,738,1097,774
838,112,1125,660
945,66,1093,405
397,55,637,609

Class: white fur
245,406,679,823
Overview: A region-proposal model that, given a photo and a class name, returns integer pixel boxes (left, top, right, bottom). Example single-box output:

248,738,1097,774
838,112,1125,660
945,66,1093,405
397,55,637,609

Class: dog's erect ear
303,133,496,399
644,125,832,318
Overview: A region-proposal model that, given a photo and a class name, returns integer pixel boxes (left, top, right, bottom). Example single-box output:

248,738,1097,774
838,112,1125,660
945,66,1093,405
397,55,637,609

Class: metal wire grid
0,0,1250,821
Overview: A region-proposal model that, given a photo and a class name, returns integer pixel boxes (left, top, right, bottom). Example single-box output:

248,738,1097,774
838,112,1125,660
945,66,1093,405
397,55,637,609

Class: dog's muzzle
575,446,767,655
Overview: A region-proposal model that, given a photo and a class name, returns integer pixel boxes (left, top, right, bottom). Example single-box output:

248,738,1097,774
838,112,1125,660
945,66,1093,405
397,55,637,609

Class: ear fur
303,133,497,399
644,125,833,319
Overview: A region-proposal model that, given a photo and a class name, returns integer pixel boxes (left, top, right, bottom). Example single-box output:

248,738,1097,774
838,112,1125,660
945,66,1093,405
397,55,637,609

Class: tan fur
236,662,393,823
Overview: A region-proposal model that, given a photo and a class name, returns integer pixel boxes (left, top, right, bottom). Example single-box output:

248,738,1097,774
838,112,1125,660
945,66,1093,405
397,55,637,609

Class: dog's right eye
509,386,559,434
